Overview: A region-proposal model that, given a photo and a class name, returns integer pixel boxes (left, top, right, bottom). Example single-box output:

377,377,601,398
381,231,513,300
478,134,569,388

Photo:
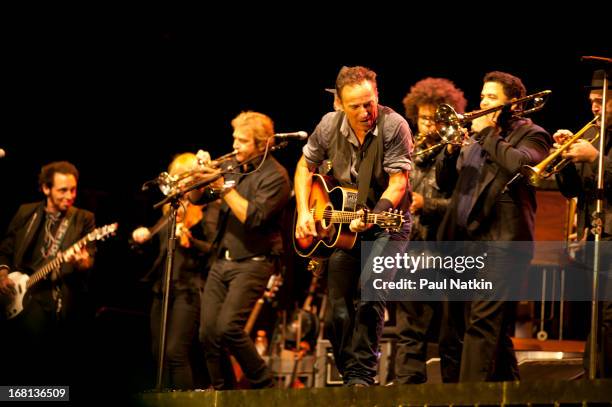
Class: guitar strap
356,109,385,209
44,215,72,260
45,209,75,315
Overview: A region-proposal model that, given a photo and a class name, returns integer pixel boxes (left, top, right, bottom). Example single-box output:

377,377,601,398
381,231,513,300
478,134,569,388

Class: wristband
372,198,393,214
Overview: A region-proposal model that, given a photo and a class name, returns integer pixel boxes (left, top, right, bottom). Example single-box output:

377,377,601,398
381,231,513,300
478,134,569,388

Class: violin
176,202,204,248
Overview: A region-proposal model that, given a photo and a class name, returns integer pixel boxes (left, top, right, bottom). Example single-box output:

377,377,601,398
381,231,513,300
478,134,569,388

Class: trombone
416,90,552,156
522,117,600,186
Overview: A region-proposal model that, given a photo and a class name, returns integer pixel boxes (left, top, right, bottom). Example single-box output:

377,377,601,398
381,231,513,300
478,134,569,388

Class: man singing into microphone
190,111,291,390
294,66,413,387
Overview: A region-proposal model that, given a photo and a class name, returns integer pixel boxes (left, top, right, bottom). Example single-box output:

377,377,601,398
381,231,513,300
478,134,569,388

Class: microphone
141,179,156,191
274,131,308,140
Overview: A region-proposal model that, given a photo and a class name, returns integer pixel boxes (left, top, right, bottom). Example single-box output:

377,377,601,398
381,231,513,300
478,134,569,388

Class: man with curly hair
403,78,467,242
392,78,467,384
0,161,95,385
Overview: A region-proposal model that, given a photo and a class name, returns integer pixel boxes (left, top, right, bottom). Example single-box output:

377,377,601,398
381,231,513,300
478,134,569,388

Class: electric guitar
232,273,283,388
285,259,324,344
5,223,119,320
244,273,283,335
293,174,405,258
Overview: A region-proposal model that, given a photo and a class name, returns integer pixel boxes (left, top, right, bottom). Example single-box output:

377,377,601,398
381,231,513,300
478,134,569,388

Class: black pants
394,301,434,384
578,238,612,378
150,288,201,390
584,301,612,378
200,258,274,389
455,299,519,381
1,288,85,385
600,301,612,378
394,300,463,384
326,248,385,385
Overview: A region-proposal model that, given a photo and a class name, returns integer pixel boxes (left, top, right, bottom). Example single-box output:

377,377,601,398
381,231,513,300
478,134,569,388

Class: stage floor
136,379,612,407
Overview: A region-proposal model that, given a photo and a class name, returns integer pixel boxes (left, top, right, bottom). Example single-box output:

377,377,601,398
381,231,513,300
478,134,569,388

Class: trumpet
156,150,238,196
522,117,599,186
430,90,552,150
197,150,238,168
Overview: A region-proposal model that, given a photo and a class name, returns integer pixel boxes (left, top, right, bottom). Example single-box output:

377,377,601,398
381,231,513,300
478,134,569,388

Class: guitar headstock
264,274,283,301
307,259,326,277
87,223,119,242
378,209,405,232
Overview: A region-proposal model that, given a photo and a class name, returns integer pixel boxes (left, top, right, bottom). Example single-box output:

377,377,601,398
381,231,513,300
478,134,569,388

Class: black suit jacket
436,118,551,242
555,126,612,240
0,201,96,294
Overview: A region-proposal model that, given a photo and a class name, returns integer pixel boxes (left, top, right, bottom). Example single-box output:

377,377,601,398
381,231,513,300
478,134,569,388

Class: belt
223,249,267,262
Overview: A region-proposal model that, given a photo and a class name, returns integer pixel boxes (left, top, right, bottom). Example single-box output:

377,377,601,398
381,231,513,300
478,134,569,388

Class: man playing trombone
436,71,552,381
392,77,467,385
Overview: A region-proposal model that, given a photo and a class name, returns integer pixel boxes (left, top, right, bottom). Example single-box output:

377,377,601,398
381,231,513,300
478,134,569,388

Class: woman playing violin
131,152,220,390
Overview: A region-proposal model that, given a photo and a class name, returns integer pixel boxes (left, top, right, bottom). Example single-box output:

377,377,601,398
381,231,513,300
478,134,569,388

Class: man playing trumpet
554,69,612,242
190,111,291,390
553,69,611,378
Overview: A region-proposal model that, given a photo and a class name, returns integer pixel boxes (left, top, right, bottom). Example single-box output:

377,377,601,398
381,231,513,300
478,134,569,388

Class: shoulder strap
47,209,75,259
357,108,386,208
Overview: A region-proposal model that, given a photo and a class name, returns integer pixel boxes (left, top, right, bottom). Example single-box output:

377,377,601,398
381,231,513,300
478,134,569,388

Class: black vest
327,106,411,214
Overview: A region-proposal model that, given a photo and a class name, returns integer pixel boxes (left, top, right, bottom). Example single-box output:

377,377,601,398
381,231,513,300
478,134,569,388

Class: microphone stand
587,63,609,379
152,171,220,391
155,195,180,391
151,140,289,390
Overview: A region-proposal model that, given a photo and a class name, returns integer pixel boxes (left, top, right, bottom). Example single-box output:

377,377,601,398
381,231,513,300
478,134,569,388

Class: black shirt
213,155,291,261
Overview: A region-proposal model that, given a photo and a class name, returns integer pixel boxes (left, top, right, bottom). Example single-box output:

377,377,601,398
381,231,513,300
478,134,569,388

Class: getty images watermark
360,241,612,302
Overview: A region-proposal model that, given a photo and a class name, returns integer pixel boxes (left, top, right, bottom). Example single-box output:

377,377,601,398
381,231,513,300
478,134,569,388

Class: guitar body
293,174,359,258
5,271,30,319
3,223,118,320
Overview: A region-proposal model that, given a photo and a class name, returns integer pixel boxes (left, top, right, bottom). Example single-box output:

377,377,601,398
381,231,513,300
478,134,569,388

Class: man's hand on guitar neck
63,246,92,270
349,209,372,233
295,210,317,239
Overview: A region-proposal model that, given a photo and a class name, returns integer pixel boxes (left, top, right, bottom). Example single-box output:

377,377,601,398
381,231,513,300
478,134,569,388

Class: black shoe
346,379,369,387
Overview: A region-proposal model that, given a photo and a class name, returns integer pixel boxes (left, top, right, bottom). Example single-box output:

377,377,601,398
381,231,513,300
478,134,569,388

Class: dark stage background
0,10,608,398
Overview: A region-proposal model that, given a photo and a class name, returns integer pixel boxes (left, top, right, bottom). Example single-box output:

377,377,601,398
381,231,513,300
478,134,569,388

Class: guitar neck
148,217,170,238
244,298,265,335
26,257,64,289
302,274,319,312
312,209,384,226
26,236,87,289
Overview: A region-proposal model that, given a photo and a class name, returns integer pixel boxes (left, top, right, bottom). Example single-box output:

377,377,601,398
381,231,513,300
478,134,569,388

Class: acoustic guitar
293,174,405,258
